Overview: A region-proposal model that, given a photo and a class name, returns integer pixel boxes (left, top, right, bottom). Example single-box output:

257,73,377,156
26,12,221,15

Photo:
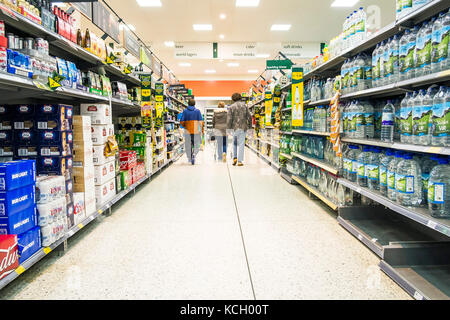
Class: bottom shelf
291,175,339,211
246,144,280,170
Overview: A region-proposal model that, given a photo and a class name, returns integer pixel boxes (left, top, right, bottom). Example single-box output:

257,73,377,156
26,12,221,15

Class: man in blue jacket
180,99,204,165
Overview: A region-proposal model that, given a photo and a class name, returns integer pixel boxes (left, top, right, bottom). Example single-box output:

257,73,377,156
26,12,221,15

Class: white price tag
427,220,438,230
413,291,424,300
358,234,363,241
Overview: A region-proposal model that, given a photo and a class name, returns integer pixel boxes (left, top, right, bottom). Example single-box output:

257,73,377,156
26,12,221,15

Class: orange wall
181,81,253,97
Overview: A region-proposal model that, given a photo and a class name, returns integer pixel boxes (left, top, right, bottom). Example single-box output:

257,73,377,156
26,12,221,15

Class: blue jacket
180,106,203,134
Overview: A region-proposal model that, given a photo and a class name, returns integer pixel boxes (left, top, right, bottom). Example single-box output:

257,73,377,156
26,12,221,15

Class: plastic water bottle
421,155,439,205
394,99,402,140
431,12,446,73
372,44,380,87
400,92,414,144
411,89,426,144
428,157,450,218
363,100,375,139
354,100,365,139
401,0,413,18
396,0,402,19
437,10,450,71
356,146,371,187
408,26,419,79
379,40,388,86
359,7,367,43
396,153,423,206
399,29,411,81
430,86,449,146
347,101,357,138
366,148,382,190
387,151,404,201
413,0,430,12
349,145,361,182
381,100,396,143
413,86,437,145
374,101,383,138
415,21,433,77
380,149,395,196
343,146,352,179
390,34,400,83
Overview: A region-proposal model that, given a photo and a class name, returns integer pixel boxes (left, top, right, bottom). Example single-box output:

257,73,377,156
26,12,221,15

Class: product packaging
73,192,85,224
94,160,115,186
17,226,41,264
0,160,36,192
36,175,65,204
0,235,19,280
91,124,114,145
0,206,37,235
37,197,66,227
80,104,112,125
95,178,116,208
0,184,36,217
92,145,114,165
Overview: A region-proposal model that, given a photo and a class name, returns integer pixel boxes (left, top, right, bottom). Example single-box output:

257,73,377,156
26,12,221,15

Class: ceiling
106,0,395,80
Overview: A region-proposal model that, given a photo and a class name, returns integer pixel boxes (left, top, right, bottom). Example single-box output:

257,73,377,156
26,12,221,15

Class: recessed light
227,62,239,67
236,0,260,7
179,62,191,67
193,24,213,31
219,13,227,19
256,53,270,58
271,24,291,31
248,69,258,73
164,41,175,47
331,0,360,7
205,69,216,73
136,0,162,7
219,34,225,39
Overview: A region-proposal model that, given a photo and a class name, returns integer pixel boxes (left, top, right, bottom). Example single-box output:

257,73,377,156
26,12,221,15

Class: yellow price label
142,89,151,97
292,72,303,81
265,94,272,100
15,266,26,275
48,77,61,90
155,95,164,102
43,247,52,255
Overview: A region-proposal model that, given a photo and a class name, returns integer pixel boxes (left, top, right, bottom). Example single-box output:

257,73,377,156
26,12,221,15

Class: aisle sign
264,91,273,127
72,2,93,20
48,71,65,90
272,85,282,115
92,2,120,43
123,28,140,60
140,47,153,69
218,42,257,59
291,66,304,127
174,42,213,59
280,42,321,59
266,59,292,70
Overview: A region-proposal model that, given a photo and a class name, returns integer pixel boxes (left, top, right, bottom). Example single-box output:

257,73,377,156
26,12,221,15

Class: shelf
309,98,332,106
260,139,280,148
341,138,450,156
280,152,293,160
338,178,450,237
281,131,293,135
246,144,280,170
291,152,340,175
291,175,339,211
167,95,188,108
281,107,292,112
292,129,331,137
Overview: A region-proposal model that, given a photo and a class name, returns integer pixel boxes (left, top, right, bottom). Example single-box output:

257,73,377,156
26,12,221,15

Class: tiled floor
0,144,410,300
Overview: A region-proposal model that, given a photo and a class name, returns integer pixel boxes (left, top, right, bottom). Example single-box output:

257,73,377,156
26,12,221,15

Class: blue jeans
185,134,201,161
232,130,246,163
216,136,227,159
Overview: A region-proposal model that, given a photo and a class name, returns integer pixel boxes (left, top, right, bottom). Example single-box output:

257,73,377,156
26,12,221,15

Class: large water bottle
366,147,382,190
374,101,383,138
411,89,426,144
342,145,352,179
390,34,400,83
379,40,388,86
408,26,420,79
354,100,365,139
348,145,361,182
399,29,411,81
347,101,357,138
431,86,449,146
381,100,396,143
431,12,446,73
356,146,371,187
396,153,423,206
414,86,437,145
394,99,402,140
402,0,413,17
380,149,395,196
372,44,380,87
363,100,375,139
387,151,404,201
428,157,450,218
415,21,432,77
349,57,357,93
421,155,439,205
400,92,414,144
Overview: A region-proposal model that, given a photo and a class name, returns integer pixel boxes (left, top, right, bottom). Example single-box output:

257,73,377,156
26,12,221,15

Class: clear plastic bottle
372,44,380,87
356,54,367,91
343,102,350,137
431,12,446,73
358,7,367,43
342,145,352,180
349,145,361,182
354,100,365,139
402,0,413,17
414,86,437,145
380,149,395,196
415,21,432,77
394,98,402,141
366,147,382,190
400,92,414,144
363,100,375,139
399,29,411,81
356,146,370,187
390,34,400,83
374,101,383,138
430,86,449,146
379,40,388,86
396,153,423,206
411,89,426,145
428,157,450,218
387,151,404,201
408,26,420,79
347,100,357,138
381,100,396,143
421,155,439,205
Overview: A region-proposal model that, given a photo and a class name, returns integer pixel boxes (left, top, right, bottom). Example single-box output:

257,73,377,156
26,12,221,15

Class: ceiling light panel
193,24,213,31
331,0,360,7
164,41,175,47
236,0,260,7
271,24,291,31
136,0,162,7
205,69,216,73
248,69,258,73
219,13,227,19
227,62,239,67
179,62,191,67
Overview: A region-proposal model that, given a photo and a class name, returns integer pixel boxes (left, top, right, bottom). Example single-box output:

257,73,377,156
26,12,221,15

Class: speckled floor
0,144,410,300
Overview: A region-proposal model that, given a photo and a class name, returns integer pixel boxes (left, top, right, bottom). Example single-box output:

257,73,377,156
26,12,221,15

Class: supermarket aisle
1,144,410,300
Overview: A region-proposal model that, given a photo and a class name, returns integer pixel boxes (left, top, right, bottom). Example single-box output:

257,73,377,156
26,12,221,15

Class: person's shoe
237,162,244,167
232,158,238,166
223,153,227,163
191,155,195,165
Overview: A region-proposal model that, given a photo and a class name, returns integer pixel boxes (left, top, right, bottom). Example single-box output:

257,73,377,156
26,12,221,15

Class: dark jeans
216,135,227,159
185,134,201,161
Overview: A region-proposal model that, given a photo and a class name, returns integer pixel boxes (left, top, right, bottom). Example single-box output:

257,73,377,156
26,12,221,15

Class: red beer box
0,235,19,280
119,150,136,171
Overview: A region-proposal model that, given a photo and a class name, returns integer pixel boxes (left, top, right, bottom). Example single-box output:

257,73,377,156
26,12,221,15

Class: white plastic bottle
396,153,423,206
363,100,375,139
415,21,433,77
428,157,450,218
381,100,396,143
387,151,404,201
400,92,414,144
430,86,449,146
399,29,411,81
411,89,426,145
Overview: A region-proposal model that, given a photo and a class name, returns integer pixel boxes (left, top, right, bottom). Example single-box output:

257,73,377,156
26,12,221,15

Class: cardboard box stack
0,160,41,264
80,104,116,208
72,115,96,223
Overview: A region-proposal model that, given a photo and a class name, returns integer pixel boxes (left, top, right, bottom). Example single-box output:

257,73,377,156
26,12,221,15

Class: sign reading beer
291,66,304,127
264,91,273,127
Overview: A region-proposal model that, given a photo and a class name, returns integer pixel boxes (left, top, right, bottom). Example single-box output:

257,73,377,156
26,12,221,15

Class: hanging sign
123,28,140,60
71,2,93,20
153,59,161,78
154,82,165,128
280,42,321,59
272,85,282,117
140,73,152,120
266,59,293,70
48,71,65,90
291,66,304,127
140,47,153,69
174,42,213,59
264,91,273,127
218,42,257,59
92,2,120,44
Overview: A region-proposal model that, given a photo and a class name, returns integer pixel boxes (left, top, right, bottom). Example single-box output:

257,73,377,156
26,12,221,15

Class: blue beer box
0,160,36,192
14,105,35,117
37,130,72,157
36,104,73,122
0,184,36,217
0,130,13,146
15,130,38,146
17,226,41,264
0,206,37,235
0,105,10,117
13,117,35,130
36,156,73,177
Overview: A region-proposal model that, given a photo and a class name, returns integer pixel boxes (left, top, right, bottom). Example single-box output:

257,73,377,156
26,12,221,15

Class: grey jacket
212,108,228,136
227,101,252,131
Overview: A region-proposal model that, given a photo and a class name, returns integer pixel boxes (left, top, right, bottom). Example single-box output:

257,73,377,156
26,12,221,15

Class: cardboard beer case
17,226,41,264
0,235,19,280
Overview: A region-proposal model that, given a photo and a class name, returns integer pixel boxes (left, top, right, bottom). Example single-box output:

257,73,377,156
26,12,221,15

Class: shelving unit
246,144,280,170
291,175,339,211
292,130,331,137
291,152,340,175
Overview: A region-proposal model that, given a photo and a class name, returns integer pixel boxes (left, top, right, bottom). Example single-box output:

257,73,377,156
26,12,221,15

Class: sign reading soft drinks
291,66,304,127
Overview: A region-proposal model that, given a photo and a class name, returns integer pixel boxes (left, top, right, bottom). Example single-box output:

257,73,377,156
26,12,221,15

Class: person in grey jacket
227,93,253,166
212,101,229,162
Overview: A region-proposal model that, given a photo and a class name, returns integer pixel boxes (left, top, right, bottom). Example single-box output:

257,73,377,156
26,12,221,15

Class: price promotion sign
155,82,165,128
291,66,304,127
264,91,273,127
140,74,152,128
